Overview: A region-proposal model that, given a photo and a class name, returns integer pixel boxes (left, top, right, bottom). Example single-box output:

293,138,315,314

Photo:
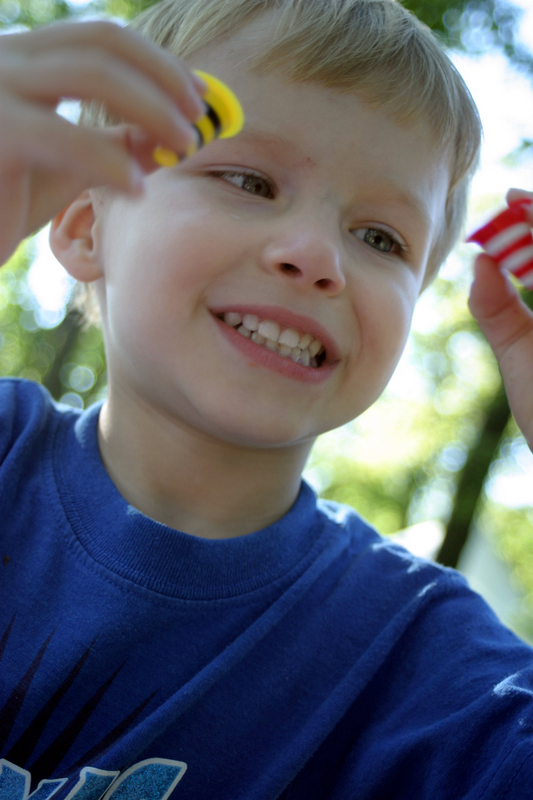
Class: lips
209,304,340,383
217,311,326,368
209,304,341,364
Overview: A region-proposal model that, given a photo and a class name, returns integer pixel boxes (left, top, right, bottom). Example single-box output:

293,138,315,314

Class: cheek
101,200,221,309
356,274,417,370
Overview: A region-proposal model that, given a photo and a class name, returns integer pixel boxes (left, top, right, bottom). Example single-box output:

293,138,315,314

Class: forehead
187,19,450,234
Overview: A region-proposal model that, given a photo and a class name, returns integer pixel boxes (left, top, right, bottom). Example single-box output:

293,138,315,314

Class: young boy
0,0,532,797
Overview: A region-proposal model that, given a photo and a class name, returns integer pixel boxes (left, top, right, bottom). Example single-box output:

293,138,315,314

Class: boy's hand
0,20,206,266
468,189,533,450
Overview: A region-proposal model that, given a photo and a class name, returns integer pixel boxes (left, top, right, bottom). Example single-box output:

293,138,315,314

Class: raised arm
0,20,206,266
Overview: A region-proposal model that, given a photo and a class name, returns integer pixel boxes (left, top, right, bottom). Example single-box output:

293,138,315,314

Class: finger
23,125,159,239
506,188,533,223
16,106,144,193
26,166,90,238
469,254,533,449
1,21,206,122
468,253,533,362
191,72,209,96
506,187,533,205
0,171,29,265
104,125,162,176
11,50,198,152
22,125,154,238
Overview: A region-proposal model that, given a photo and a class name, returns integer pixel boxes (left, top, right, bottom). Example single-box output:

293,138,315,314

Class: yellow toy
153,70,244,167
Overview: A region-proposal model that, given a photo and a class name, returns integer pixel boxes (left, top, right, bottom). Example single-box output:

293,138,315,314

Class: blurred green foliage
0,240,107,408
0,0,532,637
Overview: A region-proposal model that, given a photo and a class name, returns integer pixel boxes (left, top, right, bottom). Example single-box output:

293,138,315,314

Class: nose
259,216,347,297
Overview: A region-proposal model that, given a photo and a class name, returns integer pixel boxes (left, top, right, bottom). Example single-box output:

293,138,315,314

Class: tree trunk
436,383,510,568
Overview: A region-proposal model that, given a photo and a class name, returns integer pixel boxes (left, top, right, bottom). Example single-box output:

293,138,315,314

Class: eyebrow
375,187,434,236
235,127,308,161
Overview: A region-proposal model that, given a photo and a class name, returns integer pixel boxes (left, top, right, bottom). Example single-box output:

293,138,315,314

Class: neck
97,392,313,540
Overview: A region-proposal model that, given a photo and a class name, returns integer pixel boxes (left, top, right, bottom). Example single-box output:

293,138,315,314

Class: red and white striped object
467,200,533,289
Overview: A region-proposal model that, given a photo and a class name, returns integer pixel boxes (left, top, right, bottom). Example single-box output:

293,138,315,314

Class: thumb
101,124,163,179
469,253,533,450
468,253,532,362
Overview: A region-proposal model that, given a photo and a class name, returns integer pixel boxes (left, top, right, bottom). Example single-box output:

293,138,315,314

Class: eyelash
209,170,408,258
209,170,275,198
354,227,408,258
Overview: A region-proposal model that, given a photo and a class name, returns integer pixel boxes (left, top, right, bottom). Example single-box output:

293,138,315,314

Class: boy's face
92,21,449,451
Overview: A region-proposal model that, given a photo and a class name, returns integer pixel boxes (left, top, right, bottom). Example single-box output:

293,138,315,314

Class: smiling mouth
215,311,326,368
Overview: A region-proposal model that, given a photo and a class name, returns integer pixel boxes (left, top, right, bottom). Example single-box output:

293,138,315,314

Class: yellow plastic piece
196,113,217,146
153,146,179,168
195,70,244,139
153,70,244,167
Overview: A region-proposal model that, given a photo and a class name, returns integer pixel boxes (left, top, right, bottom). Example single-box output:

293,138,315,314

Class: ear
49,190,104,282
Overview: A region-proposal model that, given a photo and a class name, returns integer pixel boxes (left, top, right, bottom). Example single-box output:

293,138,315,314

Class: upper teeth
221,312,325,367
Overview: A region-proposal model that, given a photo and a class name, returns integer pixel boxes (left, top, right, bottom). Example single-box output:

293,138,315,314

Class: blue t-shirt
1,378,533,799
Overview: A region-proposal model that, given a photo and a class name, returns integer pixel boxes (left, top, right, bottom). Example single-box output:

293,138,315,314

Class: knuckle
83,19,124,47
68,52,119,90
90,19,119,36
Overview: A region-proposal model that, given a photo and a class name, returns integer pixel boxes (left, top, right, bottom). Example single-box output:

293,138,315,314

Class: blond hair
77,0,481,324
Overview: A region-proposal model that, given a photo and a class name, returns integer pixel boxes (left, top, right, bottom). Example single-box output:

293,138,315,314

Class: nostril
315,278,333,289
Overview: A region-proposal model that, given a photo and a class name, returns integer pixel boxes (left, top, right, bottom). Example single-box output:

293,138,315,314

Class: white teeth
257,320,280,342
298,333,313,350
309,339,322,358
224,311,242,327
242,314,259,331
278,328,300,348
220,311,325,367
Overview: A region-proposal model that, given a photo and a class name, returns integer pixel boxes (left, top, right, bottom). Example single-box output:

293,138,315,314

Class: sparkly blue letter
104,759,187,799
0,760,66,800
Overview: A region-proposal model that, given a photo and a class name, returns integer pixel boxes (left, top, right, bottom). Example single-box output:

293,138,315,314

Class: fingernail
192,72,209,95
183,123,200,150
189,93,207,122
173,112,198,146
195,99,208,122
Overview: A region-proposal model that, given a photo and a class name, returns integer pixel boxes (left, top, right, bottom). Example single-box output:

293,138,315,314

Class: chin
201,409,315,449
